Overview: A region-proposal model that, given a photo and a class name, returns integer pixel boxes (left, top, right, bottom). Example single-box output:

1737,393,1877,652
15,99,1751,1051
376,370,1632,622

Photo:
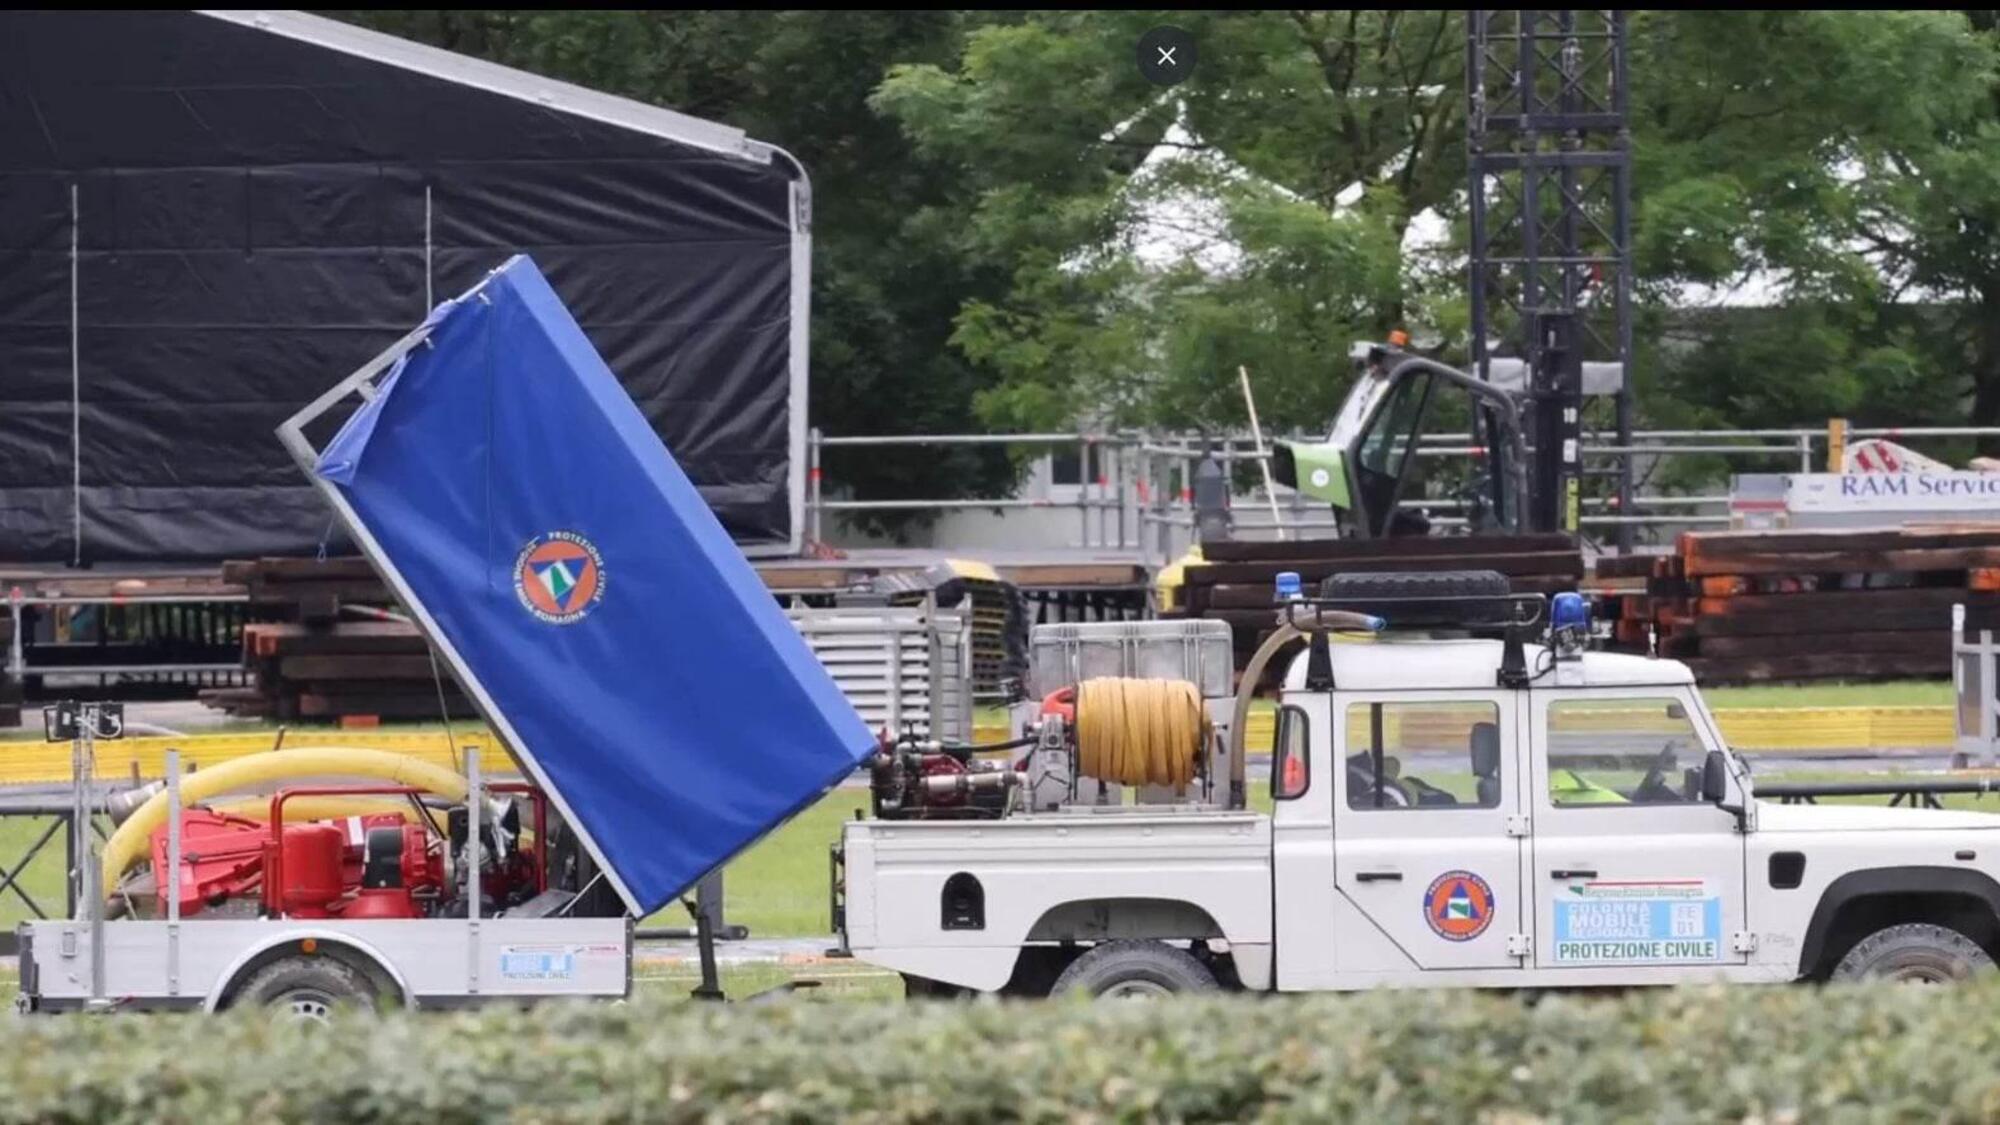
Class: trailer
17,256,873,1014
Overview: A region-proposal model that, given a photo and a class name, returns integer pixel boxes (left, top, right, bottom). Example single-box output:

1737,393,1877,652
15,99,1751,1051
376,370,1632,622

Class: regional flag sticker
513,531,606,625
1423,869,1495,942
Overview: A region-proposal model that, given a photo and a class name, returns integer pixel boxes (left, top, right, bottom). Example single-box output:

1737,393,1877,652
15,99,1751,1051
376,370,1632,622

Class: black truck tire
1830,922,1996,982
1050,940,1219,998
1320,569,1514,627
231,954,382,1021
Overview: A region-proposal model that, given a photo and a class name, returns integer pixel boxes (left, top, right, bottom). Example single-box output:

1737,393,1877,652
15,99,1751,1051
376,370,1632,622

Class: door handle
1549,868,1599,880
1355,870,1403,883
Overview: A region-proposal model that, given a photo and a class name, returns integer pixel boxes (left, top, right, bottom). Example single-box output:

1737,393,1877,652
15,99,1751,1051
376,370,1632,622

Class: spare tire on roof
1319,569,1517,628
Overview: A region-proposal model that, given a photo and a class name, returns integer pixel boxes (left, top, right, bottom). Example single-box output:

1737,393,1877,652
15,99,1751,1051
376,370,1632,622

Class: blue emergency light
1549,591,1590,662
1274,571,1304,602
1550,591,1590,633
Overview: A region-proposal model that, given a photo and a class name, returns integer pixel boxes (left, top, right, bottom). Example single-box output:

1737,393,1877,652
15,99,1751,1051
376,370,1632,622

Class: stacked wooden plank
202,620,477,721
220,557,392,620
1179,534,1585,668
1613,526,2000,683
202,558,475,722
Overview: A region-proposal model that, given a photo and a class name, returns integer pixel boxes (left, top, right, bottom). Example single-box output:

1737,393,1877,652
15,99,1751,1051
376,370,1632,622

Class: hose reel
1067,677,1211,792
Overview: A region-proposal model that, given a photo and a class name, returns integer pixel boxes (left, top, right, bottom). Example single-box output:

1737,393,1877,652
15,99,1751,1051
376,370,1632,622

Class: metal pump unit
868,620,1236,820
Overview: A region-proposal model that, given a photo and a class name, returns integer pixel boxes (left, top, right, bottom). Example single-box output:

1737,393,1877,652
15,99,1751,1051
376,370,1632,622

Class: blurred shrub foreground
3,982,1995,1122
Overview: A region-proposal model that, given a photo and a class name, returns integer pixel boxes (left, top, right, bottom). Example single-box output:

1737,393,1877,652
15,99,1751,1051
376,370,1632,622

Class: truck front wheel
1050,940,1219,999
1831,923,1996,983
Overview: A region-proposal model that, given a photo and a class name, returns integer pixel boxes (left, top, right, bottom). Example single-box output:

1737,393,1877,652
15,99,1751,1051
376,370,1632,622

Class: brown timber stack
1178,534,1584,669
1611,525,2000,683
201,559,474,723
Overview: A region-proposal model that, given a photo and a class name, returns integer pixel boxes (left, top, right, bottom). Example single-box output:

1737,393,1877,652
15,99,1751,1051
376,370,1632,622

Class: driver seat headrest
1469,722,1500,778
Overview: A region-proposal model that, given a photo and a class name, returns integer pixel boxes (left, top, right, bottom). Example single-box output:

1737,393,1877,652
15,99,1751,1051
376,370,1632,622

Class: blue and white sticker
1552,879,1721,964
499,945,579,981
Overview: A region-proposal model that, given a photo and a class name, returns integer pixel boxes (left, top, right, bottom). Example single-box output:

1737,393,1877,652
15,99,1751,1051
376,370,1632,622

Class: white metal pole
1238,366,1287,539
166,749,181,995
82,708,104,1005
465,746,481,996
70,183,81,567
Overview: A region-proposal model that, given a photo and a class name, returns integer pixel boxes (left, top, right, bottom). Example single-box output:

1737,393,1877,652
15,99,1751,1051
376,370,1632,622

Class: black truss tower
1466,11,1633,545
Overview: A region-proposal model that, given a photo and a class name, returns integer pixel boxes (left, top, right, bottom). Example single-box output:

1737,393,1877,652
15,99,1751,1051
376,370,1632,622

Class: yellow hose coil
1074,677,1211,792
102,747,472,890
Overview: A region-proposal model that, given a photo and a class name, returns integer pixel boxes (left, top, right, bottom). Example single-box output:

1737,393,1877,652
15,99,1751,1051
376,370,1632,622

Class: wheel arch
206,930,414,1012
1024,896,1226,943
1798,866,2000,978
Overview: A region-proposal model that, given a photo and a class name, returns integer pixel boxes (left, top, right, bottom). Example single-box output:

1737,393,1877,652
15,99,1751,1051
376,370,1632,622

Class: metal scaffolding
1466,10,1634,546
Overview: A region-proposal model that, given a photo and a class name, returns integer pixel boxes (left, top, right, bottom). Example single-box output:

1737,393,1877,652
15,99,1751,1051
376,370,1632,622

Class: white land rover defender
835,571,2000,997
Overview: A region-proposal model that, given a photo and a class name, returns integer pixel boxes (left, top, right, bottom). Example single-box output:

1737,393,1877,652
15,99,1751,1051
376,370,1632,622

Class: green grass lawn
673,788,868,937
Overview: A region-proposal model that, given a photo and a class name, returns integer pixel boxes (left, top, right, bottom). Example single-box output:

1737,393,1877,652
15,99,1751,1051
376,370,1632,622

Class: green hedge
9,982,2000,1122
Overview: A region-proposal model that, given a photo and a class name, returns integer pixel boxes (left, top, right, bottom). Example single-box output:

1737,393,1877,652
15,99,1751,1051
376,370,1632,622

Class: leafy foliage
16,982,2000,1121
876,10,2000,444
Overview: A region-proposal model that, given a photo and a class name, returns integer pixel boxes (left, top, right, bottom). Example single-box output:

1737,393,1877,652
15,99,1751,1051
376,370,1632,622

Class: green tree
1627,10,1988,437
878,9,2000,449
873,11,1462,435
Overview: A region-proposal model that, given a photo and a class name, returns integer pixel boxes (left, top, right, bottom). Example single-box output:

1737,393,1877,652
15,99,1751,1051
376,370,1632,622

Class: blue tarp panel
313,255,872,914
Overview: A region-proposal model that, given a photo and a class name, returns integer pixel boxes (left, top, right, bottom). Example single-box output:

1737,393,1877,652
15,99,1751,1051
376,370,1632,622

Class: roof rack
1272,570,1552,690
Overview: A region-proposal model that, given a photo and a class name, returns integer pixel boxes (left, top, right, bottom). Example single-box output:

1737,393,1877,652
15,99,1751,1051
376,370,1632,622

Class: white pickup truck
837,580,2000,997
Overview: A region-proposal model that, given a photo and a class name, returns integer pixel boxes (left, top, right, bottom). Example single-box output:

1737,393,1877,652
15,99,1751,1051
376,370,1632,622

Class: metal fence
785,597,975,742
808,424,2000,563
7,590,249,687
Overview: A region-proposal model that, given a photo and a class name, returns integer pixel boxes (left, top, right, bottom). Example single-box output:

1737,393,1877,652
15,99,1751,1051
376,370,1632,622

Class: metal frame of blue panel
274,265,645,910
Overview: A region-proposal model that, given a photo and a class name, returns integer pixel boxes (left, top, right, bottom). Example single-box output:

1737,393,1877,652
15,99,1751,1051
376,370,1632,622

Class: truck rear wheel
1050,940,1218,999
1831,923,1996,983
231,955,382,1021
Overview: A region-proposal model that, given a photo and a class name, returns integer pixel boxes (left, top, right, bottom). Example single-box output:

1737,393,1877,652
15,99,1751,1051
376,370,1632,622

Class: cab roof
1282,635,1695,693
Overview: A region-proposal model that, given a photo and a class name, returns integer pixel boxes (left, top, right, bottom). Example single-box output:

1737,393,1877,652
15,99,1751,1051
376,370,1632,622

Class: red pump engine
262,820,444,920
149,810,446,920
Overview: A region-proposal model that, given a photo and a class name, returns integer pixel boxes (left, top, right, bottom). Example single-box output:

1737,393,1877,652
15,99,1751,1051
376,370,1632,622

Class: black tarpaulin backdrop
0,11,800,562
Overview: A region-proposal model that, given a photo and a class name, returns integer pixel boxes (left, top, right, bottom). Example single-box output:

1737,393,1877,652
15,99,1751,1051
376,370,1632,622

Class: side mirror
1700,749,1730,804
1666,701,1688,721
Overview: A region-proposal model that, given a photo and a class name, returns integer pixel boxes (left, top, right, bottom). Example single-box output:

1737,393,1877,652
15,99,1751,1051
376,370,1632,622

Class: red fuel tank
273,824,345,918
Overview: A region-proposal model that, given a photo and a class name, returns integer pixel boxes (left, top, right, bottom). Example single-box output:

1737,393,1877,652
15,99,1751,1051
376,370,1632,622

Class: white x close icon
1156,45,1177,67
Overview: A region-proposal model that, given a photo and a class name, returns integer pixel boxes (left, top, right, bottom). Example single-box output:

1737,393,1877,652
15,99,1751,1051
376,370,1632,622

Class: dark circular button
1137,26,1196,87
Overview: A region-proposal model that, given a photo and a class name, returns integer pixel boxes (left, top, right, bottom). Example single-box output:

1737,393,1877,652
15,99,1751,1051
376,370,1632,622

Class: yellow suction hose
102,748,471,890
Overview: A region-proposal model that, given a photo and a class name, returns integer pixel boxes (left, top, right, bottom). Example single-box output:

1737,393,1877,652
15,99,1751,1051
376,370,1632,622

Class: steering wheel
1346,760,1413,808
1632,742,1682,804
1450,468,1496,531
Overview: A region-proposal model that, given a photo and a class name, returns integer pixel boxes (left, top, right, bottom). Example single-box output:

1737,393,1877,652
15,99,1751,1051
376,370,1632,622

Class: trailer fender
205,929,415,1012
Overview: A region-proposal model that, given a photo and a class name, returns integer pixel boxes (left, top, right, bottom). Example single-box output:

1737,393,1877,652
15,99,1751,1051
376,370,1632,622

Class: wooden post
1826,417,1848,472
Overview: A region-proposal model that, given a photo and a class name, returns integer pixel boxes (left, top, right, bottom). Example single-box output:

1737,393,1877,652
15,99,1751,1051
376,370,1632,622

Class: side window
1546,697,1705,807
1272,705,1310,800
1344,700,1502,810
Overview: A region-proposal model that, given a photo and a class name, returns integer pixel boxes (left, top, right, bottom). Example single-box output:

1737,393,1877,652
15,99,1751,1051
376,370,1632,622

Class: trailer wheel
232,955,381,1022
1831,923,1996,983
1050,940,1218,999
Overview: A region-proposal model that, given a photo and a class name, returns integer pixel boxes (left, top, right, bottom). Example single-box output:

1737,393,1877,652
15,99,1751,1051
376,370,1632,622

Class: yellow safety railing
0,704,1960,789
